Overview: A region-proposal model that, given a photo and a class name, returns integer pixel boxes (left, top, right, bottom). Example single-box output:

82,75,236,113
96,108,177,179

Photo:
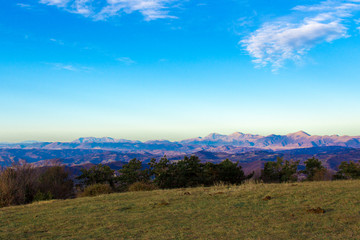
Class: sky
1,0,360,142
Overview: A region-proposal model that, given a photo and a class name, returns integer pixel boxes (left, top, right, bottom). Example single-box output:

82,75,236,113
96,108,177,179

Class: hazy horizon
2,130,360,143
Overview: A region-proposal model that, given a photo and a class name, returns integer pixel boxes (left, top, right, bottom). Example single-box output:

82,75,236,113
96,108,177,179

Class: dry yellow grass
1,180,360,239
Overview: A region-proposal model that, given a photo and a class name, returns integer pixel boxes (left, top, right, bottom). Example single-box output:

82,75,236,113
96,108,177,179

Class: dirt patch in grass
307,207,326,214
118,206,132,211
263,196,272,201
150,200,170,208
158,200,169,206
209,192,225,196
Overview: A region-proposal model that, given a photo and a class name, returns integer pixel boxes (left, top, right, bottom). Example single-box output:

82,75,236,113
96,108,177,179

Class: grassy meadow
1,180,360,239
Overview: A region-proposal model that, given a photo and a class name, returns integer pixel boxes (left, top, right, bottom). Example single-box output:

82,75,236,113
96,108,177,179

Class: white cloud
51,63,78,71
50,38,65,45
116,57,136,65
96,0,178,21
38,0,179,21
46,62,92,72
356,18,360,30
241,0,360,71
17,3,33,9
40,0,70,7
71,0,92,15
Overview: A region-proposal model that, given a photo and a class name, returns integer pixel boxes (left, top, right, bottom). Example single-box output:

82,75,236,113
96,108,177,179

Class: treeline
261,157,360,182
76,156,360,195
1,156,360,208
76,156,253,194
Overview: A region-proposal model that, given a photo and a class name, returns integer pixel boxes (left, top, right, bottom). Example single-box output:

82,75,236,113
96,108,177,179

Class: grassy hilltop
1,180,360,240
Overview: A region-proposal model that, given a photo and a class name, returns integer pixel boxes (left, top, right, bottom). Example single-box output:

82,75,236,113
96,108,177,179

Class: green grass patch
1,180,360,239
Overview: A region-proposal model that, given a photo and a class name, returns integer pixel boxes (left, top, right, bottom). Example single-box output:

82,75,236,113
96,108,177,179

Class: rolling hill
1,180,359,239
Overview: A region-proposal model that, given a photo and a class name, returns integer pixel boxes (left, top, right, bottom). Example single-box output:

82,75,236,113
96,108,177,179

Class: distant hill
0,149,155,167
180,131,360,149
1,132,360,174
1,147,360,175
1,131,359,152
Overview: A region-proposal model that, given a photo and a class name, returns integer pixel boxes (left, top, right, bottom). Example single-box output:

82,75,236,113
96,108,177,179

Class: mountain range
1,131,360,174
1,131,359,152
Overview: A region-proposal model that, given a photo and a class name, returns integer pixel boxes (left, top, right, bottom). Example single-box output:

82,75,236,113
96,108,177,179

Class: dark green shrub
77,164,115,188
149,156,201,189
261,157,299,183
33,191,53,202
117,159,150,191
79,184,113,197
148,156,173,189
128,182,158,192
215,159,252,184
334,161,360,180
150,155,204,189
303,157,325,181
170,156,204,188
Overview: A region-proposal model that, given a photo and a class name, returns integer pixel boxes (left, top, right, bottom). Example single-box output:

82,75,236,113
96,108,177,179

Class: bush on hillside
33,191,53,202
215,159,253,184
0,163,40,207
117,159,150,191
78,184,113,197
312,168,333,181
169,156,204,188
39,166,74,199
148,156,173,189
261,157,299,183
334,161,360,180
128,182,158,192
0,163,75,208
149,155,210,189
303,157,325,181
77,164,115,188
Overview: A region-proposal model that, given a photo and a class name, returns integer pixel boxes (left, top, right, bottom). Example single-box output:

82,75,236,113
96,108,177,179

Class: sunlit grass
1,180,360,239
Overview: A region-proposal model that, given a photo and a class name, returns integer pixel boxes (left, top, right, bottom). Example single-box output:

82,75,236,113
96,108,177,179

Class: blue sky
1,0,360,142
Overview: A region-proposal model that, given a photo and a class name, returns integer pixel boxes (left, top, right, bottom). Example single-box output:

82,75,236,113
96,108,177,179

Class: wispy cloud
96,0,179,21
46,62,92,72
71,0,92,16
116,57,136,65
51,63,78,71
17,3,33,9
40,0,70,7
241,0,360,71
38,0,180,21
49,38,65,45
